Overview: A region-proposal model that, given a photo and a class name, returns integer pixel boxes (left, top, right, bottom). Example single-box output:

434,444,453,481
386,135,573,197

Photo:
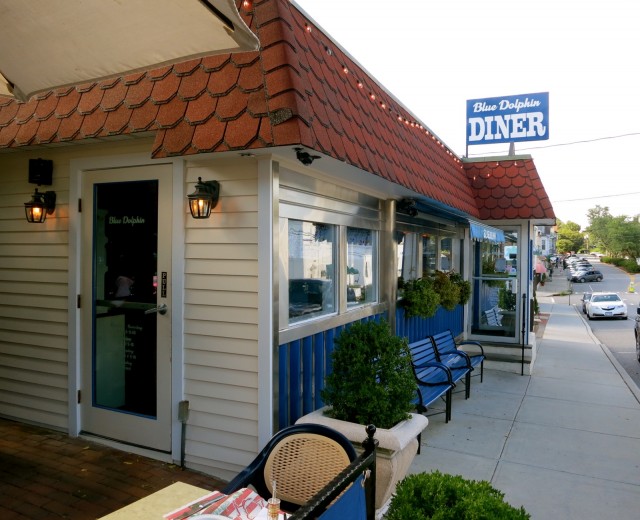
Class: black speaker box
29,158,53,185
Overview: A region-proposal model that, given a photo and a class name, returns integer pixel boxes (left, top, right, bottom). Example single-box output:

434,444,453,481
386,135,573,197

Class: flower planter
296,407,429,510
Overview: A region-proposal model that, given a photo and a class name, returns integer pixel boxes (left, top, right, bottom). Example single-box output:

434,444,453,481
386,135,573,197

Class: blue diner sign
466,92,549,145
470,222,505,244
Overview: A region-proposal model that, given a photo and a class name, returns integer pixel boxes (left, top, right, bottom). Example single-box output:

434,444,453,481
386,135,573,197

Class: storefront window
440,237,452,271
422,235,437,276
397,233,405,280
288,220,336,323
346,227,377,307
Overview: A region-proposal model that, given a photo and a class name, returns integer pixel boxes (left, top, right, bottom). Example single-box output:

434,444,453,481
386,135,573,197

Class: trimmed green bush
432,271,460,311
385,471,530,520
399,277,440,318
448,272,472,305
321,320,417,429
601,256,640,273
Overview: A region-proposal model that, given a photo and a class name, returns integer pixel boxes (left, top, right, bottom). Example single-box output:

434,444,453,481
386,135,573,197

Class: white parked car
586,292,628,320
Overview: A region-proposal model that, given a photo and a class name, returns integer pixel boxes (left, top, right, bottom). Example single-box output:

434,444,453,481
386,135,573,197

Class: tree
607,216,640,259
556,219,584,254
586,206,613,254
586,206,640,259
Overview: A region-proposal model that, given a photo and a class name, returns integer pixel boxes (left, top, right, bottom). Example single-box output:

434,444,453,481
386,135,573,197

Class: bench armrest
414,361,453,382
446,349,471,368
457,340,485,356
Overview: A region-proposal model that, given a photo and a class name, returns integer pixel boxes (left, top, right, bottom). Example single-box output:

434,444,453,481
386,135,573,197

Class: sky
293,0,639,230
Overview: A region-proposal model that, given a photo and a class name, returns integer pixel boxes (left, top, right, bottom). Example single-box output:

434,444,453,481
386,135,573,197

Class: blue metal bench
430,330,485,383
407,338,456,423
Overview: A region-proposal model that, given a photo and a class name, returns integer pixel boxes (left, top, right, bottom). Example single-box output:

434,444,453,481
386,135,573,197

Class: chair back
264,432,353,505
223,423,356,512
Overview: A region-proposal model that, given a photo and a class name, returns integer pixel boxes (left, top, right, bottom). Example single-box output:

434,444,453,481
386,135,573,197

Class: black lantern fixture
187,177,220,219
24,158,56,223
25,188,57,223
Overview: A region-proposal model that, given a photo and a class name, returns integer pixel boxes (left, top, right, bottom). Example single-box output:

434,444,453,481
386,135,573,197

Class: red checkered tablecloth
164,487,268,519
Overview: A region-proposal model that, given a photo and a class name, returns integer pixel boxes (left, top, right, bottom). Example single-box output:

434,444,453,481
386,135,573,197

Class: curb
572,306,640,405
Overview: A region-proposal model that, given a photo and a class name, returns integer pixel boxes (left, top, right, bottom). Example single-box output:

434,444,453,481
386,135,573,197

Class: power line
517,132,640,152
554,191,640,203
468,132,640,156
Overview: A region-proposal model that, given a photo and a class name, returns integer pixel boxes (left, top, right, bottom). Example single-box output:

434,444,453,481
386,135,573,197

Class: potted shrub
398,277,440,318
432,271,461,311
448,271,471,305
321,319,416,429
296,319,428,510
385,471,530,519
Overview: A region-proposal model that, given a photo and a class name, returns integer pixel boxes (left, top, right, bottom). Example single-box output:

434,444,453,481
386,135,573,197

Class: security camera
398,198,418,217
295,147,321,166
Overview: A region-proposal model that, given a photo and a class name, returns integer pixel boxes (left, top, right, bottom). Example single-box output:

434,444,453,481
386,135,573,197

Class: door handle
144,303,168,315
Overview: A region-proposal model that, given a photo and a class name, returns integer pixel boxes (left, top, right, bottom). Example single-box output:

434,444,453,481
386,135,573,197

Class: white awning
0,0,259,102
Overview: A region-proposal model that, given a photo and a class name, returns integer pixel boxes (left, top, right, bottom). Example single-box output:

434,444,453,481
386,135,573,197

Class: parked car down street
581,292,593,313
586,292,628,320
569,269,604,283
633,307,640,363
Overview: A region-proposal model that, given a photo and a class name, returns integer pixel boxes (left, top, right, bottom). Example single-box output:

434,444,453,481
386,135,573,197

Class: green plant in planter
498,287,517,311
399,277,440,318
385,471,530,519
432,271,461,311
448,271,471,305
321,319,417,430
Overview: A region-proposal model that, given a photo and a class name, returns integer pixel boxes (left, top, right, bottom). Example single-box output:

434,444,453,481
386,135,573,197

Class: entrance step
479,343,534,375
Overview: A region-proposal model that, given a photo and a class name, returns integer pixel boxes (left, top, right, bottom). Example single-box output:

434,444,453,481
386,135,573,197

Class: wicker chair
222,423,357,513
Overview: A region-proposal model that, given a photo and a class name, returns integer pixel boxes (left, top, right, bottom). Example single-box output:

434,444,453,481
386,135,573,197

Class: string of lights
241,0,462,165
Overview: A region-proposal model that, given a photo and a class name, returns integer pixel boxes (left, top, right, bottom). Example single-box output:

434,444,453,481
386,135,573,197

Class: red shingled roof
0,0,554,222
464,159,555,221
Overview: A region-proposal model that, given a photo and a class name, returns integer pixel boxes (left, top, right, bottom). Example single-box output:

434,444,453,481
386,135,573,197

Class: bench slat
431,330,485,383
407,339,455,422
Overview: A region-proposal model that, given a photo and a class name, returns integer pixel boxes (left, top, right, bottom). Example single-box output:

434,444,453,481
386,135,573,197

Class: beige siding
0,152,70,429
1,143,263,481
0,139,152,430
183,158,261,481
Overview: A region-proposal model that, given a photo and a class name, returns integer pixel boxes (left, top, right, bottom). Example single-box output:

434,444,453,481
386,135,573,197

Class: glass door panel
81,165,172,451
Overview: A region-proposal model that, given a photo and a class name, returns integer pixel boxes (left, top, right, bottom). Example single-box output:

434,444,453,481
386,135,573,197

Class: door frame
467,223,527,345
68,153,186,460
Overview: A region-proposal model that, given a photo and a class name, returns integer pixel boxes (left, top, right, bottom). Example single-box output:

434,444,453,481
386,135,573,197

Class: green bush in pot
432,271,461,311
398,277,440,318
320,319,417,430
448,271,472,305
385,471,530,519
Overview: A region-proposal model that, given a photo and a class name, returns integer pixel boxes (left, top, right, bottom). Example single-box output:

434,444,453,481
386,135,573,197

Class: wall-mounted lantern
187,177,220,219
24,158,56,223
25,188,56,223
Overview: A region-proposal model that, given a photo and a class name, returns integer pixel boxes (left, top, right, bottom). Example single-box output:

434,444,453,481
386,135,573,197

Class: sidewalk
409,273,640,519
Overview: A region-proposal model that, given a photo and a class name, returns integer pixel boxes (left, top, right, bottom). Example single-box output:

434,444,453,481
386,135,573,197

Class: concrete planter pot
296,407,429,510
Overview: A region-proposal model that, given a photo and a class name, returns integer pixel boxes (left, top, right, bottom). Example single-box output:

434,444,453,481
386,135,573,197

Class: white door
81,164,172,451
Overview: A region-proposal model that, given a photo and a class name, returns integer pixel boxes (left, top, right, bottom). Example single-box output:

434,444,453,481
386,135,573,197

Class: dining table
98,482,285,519
98,482,211,519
